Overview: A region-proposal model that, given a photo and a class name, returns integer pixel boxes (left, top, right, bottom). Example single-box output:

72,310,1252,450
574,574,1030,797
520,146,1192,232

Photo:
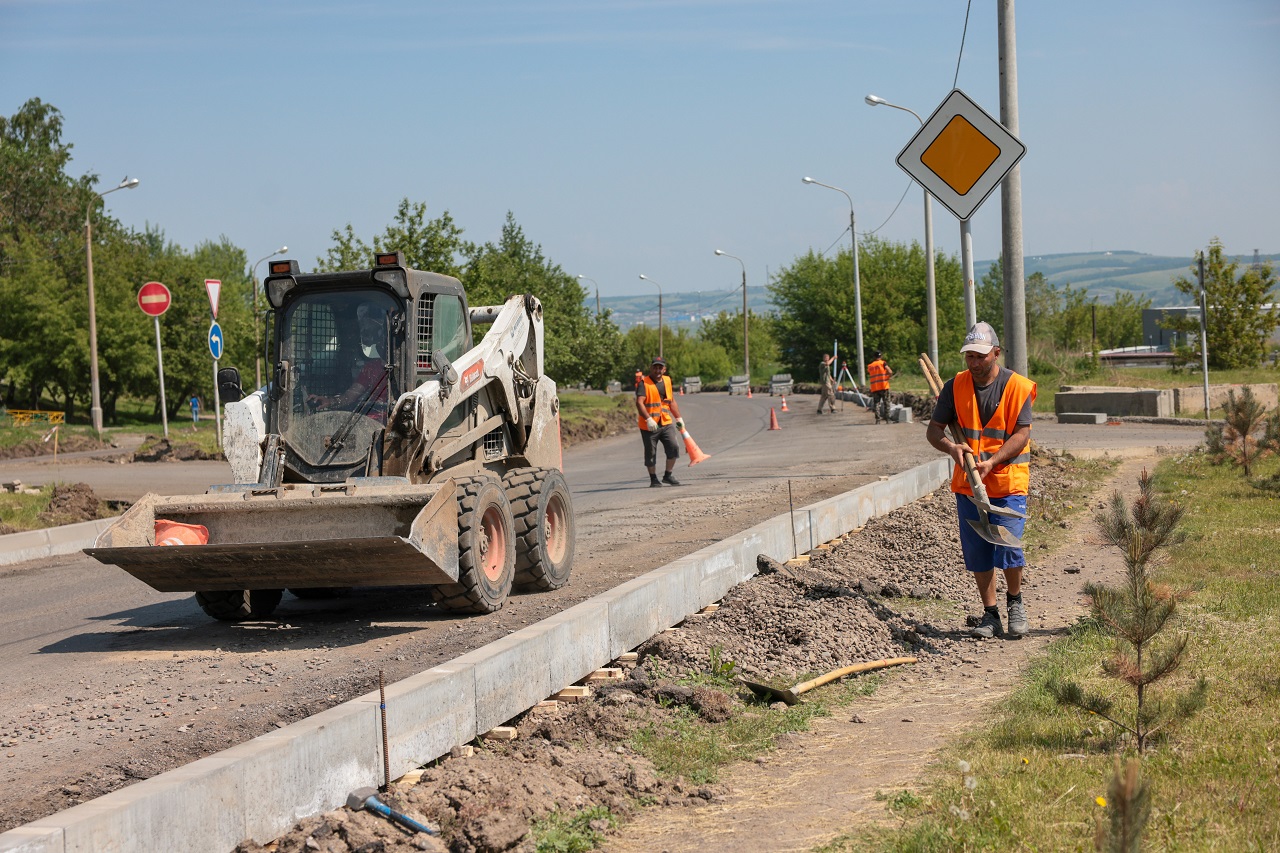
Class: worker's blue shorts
956,493,1027,573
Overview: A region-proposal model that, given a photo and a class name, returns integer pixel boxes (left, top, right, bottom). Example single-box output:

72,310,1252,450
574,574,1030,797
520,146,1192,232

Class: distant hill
596,250,1278,326
1008,250,1278,308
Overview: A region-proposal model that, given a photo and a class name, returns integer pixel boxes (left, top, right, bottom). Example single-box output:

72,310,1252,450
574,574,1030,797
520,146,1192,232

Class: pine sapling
1093,757,1151,853
1048,469,1207,753
1204,386,1271,477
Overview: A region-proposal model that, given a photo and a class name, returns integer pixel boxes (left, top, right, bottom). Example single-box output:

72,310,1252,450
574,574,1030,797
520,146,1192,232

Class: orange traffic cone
679,387,684,395
780,395,790,412
681,426,711,465
747,387,753,398
769,408,781,430
155,519,209,546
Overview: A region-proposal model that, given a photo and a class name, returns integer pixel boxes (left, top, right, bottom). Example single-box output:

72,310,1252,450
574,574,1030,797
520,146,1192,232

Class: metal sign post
209,321,224,448
137,282,172,438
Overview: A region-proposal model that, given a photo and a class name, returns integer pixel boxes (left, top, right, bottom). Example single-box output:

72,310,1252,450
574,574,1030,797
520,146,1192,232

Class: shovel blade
738,677,800,705
966,517,1024,548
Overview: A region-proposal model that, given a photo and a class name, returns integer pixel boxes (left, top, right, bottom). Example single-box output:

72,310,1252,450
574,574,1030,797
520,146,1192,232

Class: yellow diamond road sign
896,88,1025,222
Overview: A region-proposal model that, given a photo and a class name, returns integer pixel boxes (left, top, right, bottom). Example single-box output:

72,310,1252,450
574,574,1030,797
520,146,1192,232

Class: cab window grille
417,296,435,370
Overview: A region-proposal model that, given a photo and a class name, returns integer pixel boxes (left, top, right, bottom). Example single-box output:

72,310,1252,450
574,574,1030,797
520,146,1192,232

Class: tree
769,237,964,380
315,199,469,277
1204,386,1275,478
696,310,778,383
1169,239,1279,369
1047,470,1207,753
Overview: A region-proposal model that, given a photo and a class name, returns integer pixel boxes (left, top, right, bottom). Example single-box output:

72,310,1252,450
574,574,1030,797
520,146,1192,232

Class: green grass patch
0,484,57,532
826,452,1280,852
530,805,618,853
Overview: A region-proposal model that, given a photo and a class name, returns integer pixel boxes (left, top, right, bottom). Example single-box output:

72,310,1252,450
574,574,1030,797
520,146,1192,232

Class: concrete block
1058,412,1108,424
378,662,477,780
602,562,699,659
454,632,554,734
0,825,62,853
538,600,611,698
1053,388,1173,418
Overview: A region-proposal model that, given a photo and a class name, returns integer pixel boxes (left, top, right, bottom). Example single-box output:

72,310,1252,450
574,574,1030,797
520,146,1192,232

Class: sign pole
154,316,169,439
960,219,977,329
213,360,223,448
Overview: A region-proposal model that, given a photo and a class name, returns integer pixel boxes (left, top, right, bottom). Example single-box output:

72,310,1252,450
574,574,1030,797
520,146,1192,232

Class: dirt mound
35,483,106,526
560,401,637,448
0,434,114,460
131,437,221,462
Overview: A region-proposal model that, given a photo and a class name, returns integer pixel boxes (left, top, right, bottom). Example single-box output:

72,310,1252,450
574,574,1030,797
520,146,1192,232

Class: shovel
739,656,917,705
919,354,1025,549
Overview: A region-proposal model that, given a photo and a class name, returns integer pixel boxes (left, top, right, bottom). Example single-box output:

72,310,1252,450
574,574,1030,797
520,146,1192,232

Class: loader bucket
85,480,460,592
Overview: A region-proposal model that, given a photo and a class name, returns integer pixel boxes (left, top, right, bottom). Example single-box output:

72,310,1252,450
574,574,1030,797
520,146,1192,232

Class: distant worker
816,353,837,414
868,351,895,423
635,356,685,487
925,322,1037,640
634,368,644,389
189,396,200,424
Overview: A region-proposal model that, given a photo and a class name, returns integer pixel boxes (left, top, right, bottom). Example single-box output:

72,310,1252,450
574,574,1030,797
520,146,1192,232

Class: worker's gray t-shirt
931,367,1032,428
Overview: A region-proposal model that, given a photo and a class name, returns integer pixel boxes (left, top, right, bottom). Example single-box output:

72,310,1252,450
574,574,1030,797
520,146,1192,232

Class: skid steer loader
86,251,575,620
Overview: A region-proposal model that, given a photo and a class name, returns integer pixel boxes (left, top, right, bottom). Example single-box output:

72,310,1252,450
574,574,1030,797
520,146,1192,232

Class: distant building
1142,305,1280,350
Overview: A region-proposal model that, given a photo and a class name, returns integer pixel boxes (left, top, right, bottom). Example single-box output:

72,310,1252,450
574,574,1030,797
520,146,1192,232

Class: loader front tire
431,476,516,614
504,467,575,592
194,589,283,621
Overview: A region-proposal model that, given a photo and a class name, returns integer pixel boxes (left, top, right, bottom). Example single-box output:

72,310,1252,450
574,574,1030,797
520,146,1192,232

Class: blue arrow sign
208,321,224,360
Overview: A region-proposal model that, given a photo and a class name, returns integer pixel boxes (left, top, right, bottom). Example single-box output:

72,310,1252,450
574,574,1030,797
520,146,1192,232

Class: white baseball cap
960,321,1000,355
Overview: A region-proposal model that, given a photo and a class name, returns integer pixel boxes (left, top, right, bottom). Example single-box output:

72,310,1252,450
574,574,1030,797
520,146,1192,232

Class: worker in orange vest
867,351,895,423
635,356,685,487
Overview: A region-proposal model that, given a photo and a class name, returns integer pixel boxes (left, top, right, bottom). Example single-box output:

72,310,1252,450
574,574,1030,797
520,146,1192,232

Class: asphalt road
0,393,1208,831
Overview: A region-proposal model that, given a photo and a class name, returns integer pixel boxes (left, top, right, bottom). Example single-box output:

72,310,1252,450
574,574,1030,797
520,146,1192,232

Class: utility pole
998,0,1029,377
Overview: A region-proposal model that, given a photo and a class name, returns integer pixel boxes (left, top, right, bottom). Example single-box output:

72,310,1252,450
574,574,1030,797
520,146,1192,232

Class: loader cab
263,253,473,483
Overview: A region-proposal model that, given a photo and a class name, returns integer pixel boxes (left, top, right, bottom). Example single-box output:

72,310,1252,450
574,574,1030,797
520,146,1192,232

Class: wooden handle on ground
790,656,918,697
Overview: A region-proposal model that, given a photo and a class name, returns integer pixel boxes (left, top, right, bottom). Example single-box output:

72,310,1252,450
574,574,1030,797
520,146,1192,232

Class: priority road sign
895,88,1026,222
137,281,172,317
208,321,224,360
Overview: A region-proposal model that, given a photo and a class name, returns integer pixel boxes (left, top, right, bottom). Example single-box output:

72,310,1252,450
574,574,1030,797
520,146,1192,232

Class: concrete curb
0,458,950,853
0,518,116,567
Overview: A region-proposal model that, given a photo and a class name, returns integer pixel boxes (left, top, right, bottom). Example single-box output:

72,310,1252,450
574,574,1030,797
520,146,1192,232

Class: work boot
970,608,1003,639
662,472,682,486
1006,598,1028,638
649,475,662,488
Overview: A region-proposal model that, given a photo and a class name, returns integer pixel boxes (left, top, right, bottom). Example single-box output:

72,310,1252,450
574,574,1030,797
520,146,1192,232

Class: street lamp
86,176,140,434
865,94,938,370
251,246,288,389
638,274,663,358
802,176,866,386
576,275,600,316
714,249,750,380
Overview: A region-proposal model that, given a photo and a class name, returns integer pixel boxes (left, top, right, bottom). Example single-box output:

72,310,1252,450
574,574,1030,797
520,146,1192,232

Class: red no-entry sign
138,281,172,317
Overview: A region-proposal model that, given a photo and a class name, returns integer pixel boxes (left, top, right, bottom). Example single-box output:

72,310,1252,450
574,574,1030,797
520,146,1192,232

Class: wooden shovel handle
791,656,918,697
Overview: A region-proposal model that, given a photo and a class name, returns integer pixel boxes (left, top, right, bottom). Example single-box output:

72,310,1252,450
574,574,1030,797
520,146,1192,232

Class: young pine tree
1093,757,1151,853
1204,386,1274,478
1048,470,1207,753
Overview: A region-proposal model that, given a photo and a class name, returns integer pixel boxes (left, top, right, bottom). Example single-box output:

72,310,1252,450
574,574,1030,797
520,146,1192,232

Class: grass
530,806,618,853
823,452,1280,852
0,484,59,531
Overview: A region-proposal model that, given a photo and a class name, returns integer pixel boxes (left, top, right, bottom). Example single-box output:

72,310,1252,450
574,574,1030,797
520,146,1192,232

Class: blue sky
3,1,1277,298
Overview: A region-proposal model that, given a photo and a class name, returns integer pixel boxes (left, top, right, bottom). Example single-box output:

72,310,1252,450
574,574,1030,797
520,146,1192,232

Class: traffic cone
679,387,684,395
780,396,790,412
155,519,209,546
747,387,753,398
769,408,781,430
681,426,711,465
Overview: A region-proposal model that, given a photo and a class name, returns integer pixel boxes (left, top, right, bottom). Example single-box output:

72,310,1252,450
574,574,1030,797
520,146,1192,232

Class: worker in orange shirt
868,350,895,424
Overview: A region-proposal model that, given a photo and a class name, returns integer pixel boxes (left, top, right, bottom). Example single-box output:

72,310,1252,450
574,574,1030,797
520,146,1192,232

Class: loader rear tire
194,589,283,621
431,476,516,614
504,467,575,592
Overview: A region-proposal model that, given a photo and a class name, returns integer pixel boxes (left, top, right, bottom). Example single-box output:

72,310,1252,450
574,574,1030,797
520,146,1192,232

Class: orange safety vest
868,359,891,392
948,369,1037,498
637,375,676,430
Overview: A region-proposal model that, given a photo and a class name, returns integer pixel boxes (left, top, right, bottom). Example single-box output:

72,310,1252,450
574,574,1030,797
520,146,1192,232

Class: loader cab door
276,289,404,481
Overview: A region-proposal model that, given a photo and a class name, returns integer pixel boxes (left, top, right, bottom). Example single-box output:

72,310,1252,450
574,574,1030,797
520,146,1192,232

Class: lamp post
638,274,663,358
86,176,140,434
865,94,938,370
577,275,600,316
802,177,865,386
714,249,750,380
251,246,288,389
